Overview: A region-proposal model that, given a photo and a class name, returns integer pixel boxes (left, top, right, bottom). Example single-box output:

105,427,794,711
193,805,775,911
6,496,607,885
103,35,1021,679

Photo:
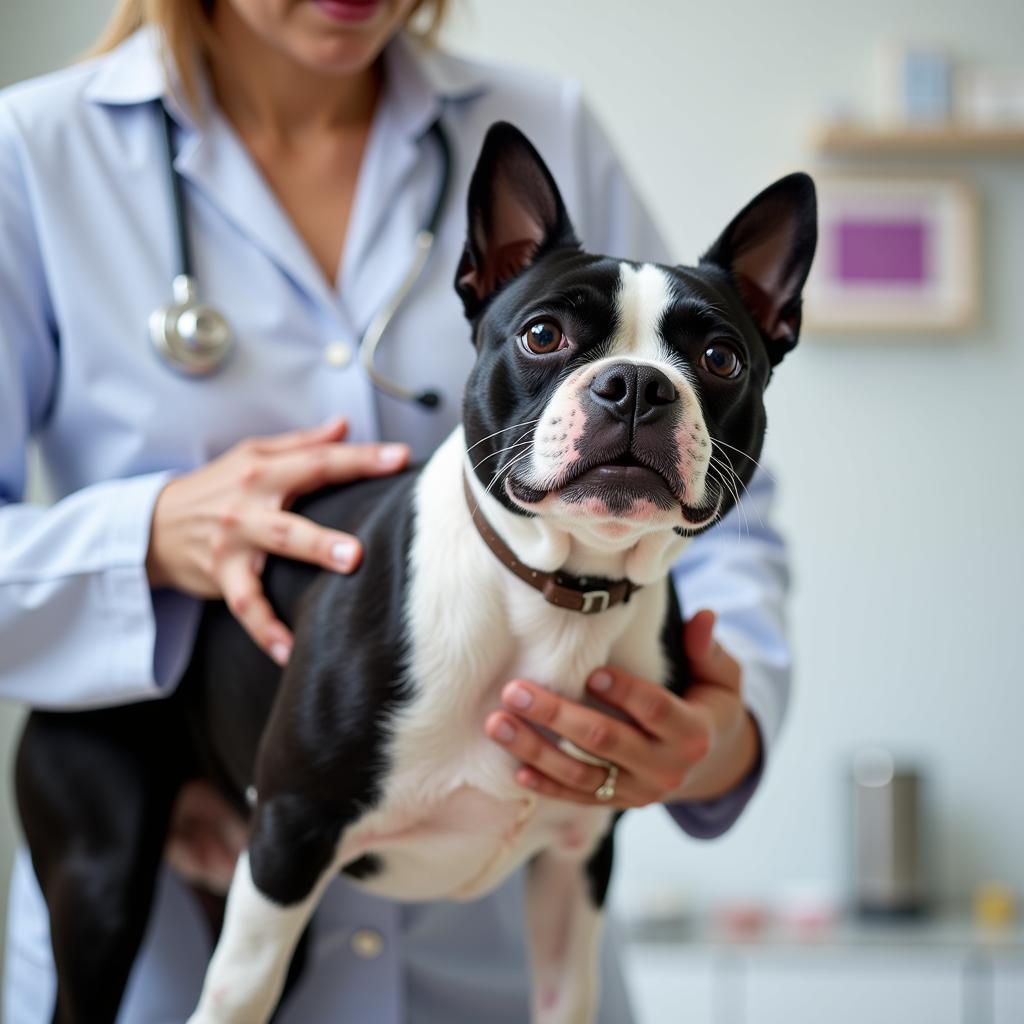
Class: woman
0,1,790,1020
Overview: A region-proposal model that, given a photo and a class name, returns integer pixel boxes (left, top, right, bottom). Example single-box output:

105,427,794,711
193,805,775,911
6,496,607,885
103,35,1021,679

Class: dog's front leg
187,795,353,1024
525,830,615,1024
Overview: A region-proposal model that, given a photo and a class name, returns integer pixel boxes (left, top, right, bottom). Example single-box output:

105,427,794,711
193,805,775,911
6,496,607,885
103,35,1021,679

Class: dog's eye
700,342,743,380
521,321,566,355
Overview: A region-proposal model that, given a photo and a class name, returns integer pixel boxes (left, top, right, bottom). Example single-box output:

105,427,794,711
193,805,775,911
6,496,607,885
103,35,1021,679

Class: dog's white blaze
608,262,675,362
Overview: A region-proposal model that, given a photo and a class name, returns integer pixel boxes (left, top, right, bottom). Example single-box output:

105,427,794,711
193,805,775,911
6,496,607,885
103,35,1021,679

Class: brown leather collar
463,473,642,614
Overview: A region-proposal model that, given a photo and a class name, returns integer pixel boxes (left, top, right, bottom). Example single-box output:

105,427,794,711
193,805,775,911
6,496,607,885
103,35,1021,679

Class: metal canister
850,747,929,917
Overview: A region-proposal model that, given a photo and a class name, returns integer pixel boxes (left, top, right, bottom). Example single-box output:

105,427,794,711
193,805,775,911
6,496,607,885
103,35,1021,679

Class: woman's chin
284,32,391,76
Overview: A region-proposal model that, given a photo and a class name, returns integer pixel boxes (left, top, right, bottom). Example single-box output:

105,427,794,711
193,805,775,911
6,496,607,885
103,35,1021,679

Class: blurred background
2,1,1022,1022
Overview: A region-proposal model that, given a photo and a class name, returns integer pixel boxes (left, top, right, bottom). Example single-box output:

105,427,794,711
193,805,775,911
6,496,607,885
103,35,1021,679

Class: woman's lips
312,0,382,24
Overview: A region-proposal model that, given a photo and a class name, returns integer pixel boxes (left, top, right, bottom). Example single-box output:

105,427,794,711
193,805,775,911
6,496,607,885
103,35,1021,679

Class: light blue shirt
0,27,791,1024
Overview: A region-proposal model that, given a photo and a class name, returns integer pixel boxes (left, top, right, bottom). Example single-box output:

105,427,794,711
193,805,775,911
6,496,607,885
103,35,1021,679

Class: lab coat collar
83,25,197,126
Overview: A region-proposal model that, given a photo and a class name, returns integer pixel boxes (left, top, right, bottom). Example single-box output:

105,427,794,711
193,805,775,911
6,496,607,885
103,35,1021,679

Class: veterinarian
0,1,790,1020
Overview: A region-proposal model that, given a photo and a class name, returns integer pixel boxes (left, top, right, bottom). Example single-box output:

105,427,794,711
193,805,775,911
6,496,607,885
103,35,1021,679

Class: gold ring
594,764,618,802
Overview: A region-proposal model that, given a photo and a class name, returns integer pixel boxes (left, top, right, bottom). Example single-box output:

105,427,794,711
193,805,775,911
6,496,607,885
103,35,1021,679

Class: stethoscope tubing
358,229,441,408
152,101,451,407
160,104,193,279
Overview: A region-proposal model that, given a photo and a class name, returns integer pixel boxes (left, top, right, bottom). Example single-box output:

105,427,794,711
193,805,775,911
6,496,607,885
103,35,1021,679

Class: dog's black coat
16,123,816,1024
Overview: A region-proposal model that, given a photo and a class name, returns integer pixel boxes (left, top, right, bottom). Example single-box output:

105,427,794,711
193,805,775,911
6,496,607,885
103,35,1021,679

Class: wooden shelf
814,122,1024,155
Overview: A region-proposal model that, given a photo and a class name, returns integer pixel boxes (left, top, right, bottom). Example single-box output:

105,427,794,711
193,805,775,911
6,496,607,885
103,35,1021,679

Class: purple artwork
834,218,930,285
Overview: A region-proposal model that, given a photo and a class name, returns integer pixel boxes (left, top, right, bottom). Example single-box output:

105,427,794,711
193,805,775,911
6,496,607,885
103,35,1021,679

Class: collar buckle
580,590,612,614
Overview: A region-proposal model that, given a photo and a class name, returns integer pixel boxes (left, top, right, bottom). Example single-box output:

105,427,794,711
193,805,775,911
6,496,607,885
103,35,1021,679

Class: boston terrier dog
15,123,816,1024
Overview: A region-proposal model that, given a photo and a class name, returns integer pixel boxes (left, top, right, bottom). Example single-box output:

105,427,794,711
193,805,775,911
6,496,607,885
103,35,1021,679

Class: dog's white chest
347,599,624,902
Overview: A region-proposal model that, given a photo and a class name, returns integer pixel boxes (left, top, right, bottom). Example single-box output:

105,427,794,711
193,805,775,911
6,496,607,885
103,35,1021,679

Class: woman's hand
146,417,409,665
484,610,761,809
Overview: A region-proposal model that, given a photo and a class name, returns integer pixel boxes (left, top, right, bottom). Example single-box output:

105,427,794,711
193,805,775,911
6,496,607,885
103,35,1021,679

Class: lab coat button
325,341,353,368
350,927,385,959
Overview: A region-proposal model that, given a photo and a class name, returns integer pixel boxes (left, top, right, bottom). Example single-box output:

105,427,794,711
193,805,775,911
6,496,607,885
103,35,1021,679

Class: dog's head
456,122,816,550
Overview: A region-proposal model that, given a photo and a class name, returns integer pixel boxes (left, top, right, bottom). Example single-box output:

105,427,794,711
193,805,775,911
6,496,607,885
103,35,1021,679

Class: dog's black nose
589,362,678,424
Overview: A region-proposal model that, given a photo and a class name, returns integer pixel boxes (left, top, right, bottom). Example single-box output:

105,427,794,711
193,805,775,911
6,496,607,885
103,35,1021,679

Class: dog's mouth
507,449,720,527
563,454,677,505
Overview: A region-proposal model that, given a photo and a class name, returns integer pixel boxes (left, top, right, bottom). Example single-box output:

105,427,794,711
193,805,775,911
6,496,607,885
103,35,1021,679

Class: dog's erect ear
455,122,579,319
701,173,817,366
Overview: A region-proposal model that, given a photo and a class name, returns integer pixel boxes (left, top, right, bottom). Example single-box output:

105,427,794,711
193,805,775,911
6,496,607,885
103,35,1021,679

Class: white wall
1,0,1021,959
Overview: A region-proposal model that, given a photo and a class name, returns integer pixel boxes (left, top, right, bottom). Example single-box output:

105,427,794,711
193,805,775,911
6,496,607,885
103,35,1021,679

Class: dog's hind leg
15,705,185,1024
524,824,617,1024
186,793,354,1024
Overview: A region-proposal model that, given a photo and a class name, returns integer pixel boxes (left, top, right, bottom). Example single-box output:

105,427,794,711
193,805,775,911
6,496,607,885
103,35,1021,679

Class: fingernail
504,683,533,710
588,670,613,693
518,771,539,790
332,540,358,569
270,641,291,666
494,720,517,743
378,444,407,468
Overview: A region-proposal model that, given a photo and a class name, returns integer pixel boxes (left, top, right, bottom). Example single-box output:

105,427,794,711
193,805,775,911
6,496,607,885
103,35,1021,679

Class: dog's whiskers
471,435,533,473
709,437,775,483
708,453,751,533
465,432,537,517
465,418,541,455
708,454,749,528
709,444,766,532
488,446,533,500
706,457,749,538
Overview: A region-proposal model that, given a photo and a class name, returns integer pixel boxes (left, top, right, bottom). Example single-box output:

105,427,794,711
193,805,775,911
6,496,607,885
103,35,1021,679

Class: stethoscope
148,102,450,409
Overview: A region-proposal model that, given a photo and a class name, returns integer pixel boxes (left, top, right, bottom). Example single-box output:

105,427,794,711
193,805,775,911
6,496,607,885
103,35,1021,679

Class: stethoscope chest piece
149,273,234,376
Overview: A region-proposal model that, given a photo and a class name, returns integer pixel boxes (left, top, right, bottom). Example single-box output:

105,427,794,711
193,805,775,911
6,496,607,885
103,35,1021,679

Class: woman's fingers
201,437,409,662
241,508,362,574
255,441,411,496
513,765,662,809
484,711,608,793
682,610,742,693
483,708,661,808
586,667,705,748
495,680,654,776
247,416,348,455
218,555,293,665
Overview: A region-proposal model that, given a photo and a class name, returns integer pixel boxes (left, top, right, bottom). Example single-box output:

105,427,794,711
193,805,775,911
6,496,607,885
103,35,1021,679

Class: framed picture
803,176,978,333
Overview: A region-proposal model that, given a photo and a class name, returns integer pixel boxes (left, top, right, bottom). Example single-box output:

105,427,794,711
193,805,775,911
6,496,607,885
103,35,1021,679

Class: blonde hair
90,0,451,111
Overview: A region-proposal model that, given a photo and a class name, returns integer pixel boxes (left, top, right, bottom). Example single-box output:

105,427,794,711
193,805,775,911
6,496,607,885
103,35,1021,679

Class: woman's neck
207,4,381,140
